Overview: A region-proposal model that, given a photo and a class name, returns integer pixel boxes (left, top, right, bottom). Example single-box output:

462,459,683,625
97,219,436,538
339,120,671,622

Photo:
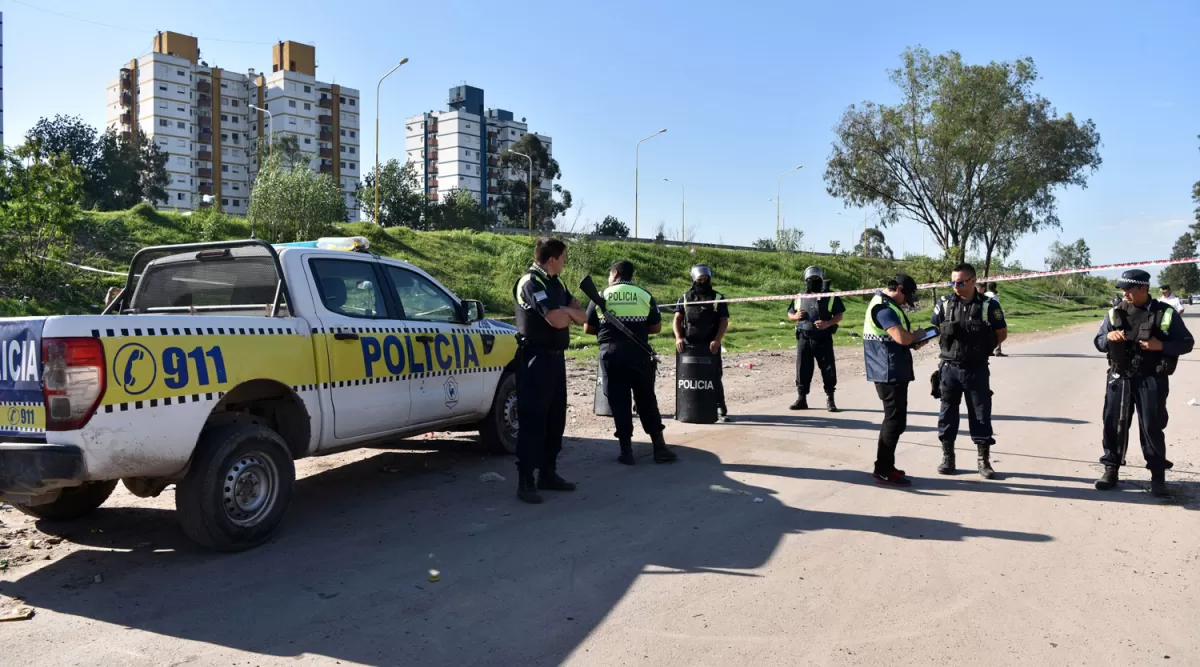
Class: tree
355,159,425,228
498,135,572,231
262,134,308,172
427,189,495,231
829,240,842,255
247,152,346,243
825,47,1102,263
26,116,169,210
776,228,804,253
752,237,777,251
1045,238,1091,271
854,227,894,259
1157,233,1200,295
0,139,85,298
593,215,629,238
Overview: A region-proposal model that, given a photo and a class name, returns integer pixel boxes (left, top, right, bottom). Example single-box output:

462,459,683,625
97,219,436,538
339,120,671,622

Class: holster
931,368,942,399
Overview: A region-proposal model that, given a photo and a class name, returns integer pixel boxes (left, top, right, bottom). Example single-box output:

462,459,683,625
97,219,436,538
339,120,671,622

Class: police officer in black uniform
585,260,677,465
1093,269,1193,497
788,266,846,412
513,237,588,504
673,265,731,421
931,263,1007,479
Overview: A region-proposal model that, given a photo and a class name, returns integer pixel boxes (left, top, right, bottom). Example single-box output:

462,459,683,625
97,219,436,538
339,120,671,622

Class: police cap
1115,269,1151,289
690,264,713,281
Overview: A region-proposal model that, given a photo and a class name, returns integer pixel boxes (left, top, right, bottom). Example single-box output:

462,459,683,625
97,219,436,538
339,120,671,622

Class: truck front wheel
176,424,295,551
13,480,119,521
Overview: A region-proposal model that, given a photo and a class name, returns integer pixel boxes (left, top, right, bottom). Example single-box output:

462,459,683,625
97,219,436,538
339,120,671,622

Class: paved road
2,318,1198,666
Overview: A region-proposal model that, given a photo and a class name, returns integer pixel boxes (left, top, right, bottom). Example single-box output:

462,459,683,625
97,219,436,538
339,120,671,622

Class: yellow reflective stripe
1109,308,1119,326
514,273,547,307
1161,306,1174,332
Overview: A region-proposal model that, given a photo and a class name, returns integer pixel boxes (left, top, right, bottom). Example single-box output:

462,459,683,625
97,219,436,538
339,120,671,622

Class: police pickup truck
0,237,519,550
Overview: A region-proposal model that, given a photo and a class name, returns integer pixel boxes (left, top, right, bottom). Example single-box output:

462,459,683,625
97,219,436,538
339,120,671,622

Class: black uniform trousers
937,362,994,446
796,332,837,396
874,381,909,474
1100,372,1170,471
601,346,665,440
516,347,568,475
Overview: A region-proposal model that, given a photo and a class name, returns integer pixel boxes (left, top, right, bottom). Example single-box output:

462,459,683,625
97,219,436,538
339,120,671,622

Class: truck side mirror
462,299,486,323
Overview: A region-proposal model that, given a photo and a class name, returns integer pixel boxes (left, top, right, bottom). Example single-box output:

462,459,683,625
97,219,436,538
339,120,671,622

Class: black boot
789,394,808,410
538,469,577,492
826,393,839,413
1150,469,1171,498
937,442,956,475
652,432,678,463
517,470,543,504
1094,465,1119,491
977,445,996,480
717,406,730,423
618,438,635,466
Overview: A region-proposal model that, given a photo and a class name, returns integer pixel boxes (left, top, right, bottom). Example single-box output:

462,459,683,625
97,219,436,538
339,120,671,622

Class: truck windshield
123,242,288,316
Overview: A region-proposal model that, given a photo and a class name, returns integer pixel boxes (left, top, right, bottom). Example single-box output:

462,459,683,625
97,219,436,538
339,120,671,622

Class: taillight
42,338,107,431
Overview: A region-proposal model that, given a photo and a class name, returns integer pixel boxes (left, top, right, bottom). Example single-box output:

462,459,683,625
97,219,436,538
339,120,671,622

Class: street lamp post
634,128,667,238
249,104,273,143
512,151,534,235
663,177,684,242
374,58,409,225
776,164,803,236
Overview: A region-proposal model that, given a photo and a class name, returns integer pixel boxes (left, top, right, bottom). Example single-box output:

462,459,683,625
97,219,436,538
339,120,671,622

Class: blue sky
3,0,1198,272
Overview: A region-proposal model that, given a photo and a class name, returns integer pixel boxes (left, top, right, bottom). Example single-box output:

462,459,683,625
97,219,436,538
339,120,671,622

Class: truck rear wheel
13,480,119,521
176,424,295,552
478,372,518,455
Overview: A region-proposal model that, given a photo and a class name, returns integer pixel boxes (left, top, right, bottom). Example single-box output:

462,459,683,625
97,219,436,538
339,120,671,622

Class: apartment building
105,32,361,218
404,84,552,215
1,11,5,149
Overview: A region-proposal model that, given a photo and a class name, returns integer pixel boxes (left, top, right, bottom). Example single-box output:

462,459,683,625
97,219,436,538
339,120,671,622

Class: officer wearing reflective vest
1093,269,1193,497
930,263,1008,479
863,274,927,487
673,264,731,421
512,237,588,504
585,260,677,464
788,266,846,412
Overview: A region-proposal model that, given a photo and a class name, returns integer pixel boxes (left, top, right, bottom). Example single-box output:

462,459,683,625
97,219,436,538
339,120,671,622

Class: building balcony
198,168,213,179
120,92,132,107
198,150,212,161
199,131,213,144
427,124,437,134
488,157,499,167
428,151,438,160
198,183,213,196
198,94,211,106
488,186,499,195
319,130,333,141
120,131,133,142
119,112,132,125
319,163,334,174
318,97,332,109
318,114,333,125
428,192,439,202
319,147,333,158
428,137,438,146
488,141,499,152
429,179,438,188
197,115,212,128
488,168,500,179
197,81,211,93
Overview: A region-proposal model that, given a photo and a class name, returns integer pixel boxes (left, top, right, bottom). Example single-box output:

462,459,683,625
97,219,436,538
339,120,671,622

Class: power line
9,0,273,45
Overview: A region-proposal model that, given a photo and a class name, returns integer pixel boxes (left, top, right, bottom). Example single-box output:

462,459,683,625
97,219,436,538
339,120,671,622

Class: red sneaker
873,469,912,487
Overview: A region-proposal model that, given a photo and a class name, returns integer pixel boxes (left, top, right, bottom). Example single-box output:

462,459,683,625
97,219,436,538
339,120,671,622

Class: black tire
478,372,518,455
175,424,295,552
13,480,118,521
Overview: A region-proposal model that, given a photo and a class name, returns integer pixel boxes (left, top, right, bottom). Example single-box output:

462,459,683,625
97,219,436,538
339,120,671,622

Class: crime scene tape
37,256,128,277
663,256,1200,308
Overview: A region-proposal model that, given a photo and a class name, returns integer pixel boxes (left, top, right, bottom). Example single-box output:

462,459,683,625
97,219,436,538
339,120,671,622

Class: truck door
306,256,412,440
381,266,486,423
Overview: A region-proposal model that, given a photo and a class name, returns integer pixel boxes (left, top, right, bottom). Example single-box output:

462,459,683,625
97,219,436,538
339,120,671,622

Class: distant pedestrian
1158,285,1185,313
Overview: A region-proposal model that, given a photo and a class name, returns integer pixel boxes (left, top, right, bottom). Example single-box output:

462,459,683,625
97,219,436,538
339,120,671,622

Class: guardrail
488,227,836,256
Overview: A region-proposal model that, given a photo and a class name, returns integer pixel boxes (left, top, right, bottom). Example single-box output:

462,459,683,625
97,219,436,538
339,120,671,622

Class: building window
221,114,228,122
159,84,168,92
304,103,311,111
233,184,240,191
222,165,229,173
222,198,229,206
466,123,472,129
304,119,312,129
177,86,186,95
340,161,346,169
221,82,228,89
221,133,228,141
177,106,186,113
349,147,356,154
233,199,241,207
176,156,186,166
231,117,239,124
176,138,186,148
350,130,356,138
349,99,356,106
340,129,346,137
159,119,169,127
288,100,296,108
252,123,257,132
340,146,346,153
222,147,230,157
177,121,186,129
349,162,356,170
177,193,186,201
288,118,297,126
177,69,186,77
339,96,346,104
303,85,311,93
232,100,239,107
304,138,312,145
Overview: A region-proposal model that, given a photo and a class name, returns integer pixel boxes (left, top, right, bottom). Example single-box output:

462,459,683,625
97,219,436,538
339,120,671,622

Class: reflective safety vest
599,282,654,323
862,292,914,384
513,264,569,350
1107,301,1176,376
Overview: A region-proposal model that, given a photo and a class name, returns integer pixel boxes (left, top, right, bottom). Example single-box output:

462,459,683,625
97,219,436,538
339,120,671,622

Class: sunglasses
951,280,975,288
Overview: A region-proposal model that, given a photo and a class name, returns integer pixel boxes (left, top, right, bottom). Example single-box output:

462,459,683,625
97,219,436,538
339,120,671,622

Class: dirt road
2,319,1198,666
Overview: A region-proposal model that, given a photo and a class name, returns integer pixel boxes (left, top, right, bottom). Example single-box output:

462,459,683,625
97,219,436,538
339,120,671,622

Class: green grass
9,208,1112,358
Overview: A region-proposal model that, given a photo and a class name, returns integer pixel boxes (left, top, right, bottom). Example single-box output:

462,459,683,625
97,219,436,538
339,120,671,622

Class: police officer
586,260,676,464
788,266,846,412
931,263,1007,479
864,274,926,486
513,237,589,504
673,265,731,421
1094,269,1193,497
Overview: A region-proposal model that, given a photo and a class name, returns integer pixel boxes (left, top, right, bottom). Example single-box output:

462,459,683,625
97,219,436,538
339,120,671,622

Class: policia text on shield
512,238,589,505
583,262,678,465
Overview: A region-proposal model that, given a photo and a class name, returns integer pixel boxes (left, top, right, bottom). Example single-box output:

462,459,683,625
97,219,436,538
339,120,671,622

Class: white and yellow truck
0,237,519,550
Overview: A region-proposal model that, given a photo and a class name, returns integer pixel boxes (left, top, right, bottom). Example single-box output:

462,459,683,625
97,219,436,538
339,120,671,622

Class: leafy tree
0,139,85,298
355,159,425,228
752,237,777,251
825,47,1102,263
776,228,804,253
263,134,308,172
829,240,842,255
247,152,345,243
593,215,629,238
854,227,894,259
498,135,572,231
1045,238,1091,271
1157,233,1200,295
428,189,495,231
